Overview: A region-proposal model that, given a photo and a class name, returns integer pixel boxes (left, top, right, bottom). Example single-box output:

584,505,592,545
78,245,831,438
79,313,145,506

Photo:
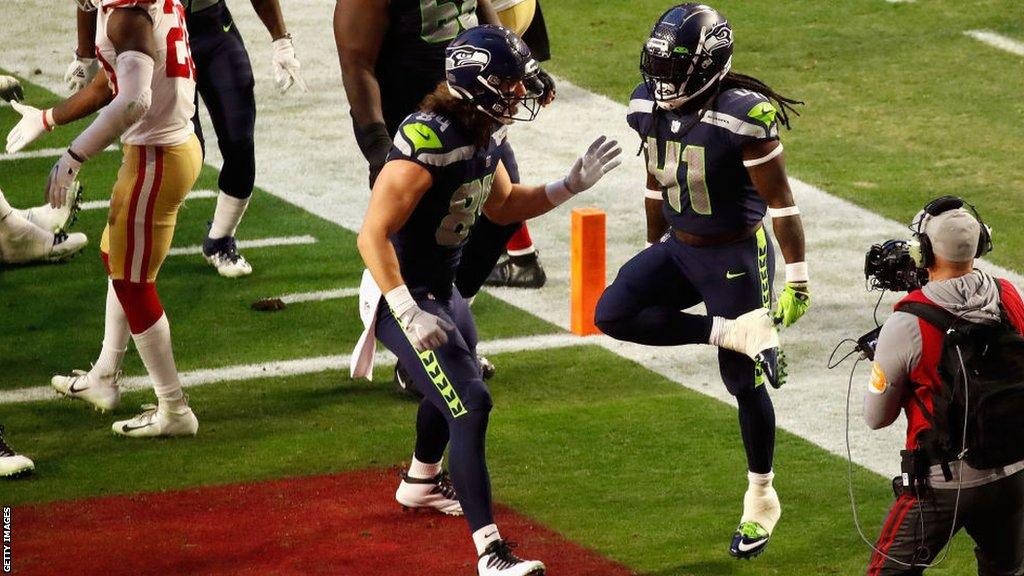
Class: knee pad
112,280,163,334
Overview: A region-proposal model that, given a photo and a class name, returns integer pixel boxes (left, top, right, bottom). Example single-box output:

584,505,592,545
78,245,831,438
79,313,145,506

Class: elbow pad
70,51,154,160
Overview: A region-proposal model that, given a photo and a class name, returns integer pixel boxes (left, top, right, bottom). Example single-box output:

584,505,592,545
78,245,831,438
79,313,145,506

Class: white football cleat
47,232,88,263
203,235,252,278
112,401,199,438
21,180,82,233
51,369,122,412
395,470,463,515
0,426,34,478
1,216,87,265
477,540,546,576
716,308,780,361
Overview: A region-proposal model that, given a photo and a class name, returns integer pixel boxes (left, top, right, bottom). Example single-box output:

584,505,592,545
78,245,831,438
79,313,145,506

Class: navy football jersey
388,111,506,298
627,83,780,237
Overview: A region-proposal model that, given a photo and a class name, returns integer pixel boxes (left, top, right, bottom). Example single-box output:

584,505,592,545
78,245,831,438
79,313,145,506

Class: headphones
910,196,992,268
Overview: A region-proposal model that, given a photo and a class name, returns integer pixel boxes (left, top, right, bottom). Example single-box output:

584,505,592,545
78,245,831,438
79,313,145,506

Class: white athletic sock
208,192,249,240
748,470,775,489
708,316,727,345
0,206,52,263
91,280,130,379
131,314,186,408
408,455,442,479
0,191,13,220
472,524,501,556
742,470,780,532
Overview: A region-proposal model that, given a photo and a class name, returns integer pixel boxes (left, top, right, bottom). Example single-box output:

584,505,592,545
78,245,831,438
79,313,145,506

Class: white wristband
544,179,573,207
785,262,809,284
43,109,55,131
768,206,801,218
384,284,416,319
644,189,662,200
645,241,653,248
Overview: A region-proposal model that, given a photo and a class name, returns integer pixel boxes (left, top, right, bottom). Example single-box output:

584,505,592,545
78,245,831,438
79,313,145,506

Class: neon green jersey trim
402,122,444,153
747,101,778,127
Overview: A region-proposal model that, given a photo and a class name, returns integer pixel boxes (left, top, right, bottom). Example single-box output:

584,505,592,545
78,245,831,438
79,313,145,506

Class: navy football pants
375,287,495,532
595,228,777,474
187,2,257,201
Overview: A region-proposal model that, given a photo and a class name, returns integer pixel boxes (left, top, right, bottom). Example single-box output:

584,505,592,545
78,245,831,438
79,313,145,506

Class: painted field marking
277,287,360,305
0,333,589,405
1,145,117,161
964,29,1024,57
80,189,218,211
167,235,317,256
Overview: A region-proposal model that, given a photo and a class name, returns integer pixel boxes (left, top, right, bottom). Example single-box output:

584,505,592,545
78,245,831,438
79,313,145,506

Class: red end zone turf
13,468,635,575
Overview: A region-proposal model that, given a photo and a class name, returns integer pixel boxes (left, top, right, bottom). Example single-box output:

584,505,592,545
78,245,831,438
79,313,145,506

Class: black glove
536,68,556,106
353,120,391,189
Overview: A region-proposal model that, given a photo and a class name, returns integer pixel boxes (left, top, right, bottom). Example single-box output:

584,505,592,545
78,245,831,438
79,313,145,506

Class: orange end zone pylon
571,208,606,336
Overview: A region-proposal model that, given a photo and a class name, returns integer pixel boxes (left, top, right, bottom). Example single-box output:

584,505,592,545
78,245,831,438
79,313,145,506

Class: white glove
6,101,52,154
385,284,454,352
46,151,82,208
397,305,455,352
271,36,307,94
64,53,99,93
565,135,623,194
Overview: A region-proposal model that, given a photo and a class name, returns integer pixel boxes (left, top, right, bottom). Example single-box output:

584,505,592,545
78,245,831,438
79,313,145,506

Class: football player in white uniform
6,0,203,437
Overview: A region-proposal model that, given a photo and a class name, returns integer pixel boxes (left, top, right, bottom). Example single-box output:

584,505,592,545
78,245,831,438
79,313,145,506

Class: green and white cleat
730,521,771,559
21,180,83,233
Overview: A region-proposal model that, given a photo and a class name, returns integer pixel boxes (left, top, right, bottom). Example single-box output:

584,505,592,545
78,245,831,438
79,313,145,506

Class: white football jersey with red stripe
95,0,196,146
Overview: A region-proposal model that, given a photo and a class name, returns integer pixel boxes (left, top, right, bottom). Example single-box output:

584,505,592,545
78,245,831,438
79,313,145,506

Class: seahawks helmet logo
447,46,491,71
700,22,733,54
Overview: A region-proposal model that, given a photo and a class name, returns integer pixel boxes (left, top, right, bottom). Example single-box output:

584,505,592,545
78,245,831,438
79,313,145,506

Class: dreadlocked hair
420,82,495,150
717,71,803,130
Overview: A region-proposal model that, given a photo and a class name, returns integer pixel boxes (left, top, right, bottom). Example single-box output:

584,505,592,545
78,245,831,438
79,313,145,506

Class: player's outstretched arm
484,135,622,225
357,160,453,352
43,6,156,208
5,68,112,156
745,139,809,327
64,8,99,94
252,0,307,93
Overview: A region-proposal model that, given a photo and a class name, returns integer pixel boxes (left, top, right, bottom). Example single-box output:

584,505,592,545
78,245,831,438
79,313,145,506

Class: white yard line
4,1,1024,480
166,234,316,256
964,29,1024,57
0,333,587,405
277,287,360,304
80,189,219,211
1,145,117,161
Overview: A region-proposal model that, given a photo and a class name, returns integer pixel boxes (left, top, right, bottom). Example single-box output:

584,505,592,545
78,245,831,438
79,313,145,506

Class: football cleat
0,217,87,264
112,401,198,438
755,347,787,389
477,540,545,576
730,483,781,559
0,426,34,478
393,362,424,400
203,234,252,278
479,355,496,381
51,369,122,412
21,180,82,233
395,470,463,516
485,252,546,289
730,521,771,559
716,308,780,362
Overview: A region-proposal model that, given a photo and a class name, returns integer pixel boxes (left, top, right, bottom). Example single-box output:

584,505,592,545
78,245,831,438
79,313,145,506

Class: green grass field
3,0,1018,572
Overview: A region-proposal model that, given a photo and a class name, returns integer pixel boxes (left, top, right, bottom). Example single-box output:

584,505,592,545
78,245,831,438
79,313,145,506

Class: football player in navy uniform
594,3,810,560
356,26,620,576
334,0,554,292
67,0,306,278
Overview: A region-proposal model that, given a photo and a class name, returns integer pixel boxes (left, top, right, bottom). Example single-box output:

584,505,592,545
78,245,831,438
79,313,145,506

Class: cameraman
863,201,1024,576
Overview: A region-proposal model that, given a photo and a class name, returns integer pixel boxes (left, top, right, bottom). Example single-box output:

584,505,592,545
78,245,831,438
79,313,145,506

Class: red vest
894,279,1024,450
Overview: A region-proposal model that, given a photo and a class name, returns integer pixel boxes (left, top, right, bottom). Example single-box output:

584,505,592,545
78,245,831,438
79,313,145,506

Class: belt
672,222,762,247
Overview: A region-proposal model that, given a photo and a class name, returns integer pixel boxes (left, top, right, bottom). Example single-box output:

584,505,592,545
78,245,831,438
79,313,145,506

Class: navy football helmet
445,25,541,123
641,3,734,110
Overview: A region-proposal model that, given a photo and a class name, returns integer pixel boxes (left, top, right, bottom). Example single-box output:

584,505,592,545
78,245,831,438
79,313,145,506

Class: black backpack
899,296,1024,471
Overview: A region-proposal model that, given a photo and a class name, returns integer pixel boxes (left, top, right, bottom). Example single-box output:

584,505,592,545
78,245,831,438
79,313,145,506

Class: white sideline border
0,145,118,162
167,235,317,256
964,30,1024,57
0,333,589,405
80,189,219,211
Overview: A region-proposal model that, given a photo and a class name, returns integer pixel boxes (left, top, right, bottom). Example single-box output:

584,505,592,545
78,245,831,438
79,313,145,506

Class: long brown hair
420,82,496,150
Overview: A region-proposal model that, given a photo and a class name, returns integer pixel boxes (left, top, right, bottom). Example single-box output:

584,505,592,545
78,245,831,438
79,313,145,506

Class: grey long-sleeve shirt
863,270,1024,489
